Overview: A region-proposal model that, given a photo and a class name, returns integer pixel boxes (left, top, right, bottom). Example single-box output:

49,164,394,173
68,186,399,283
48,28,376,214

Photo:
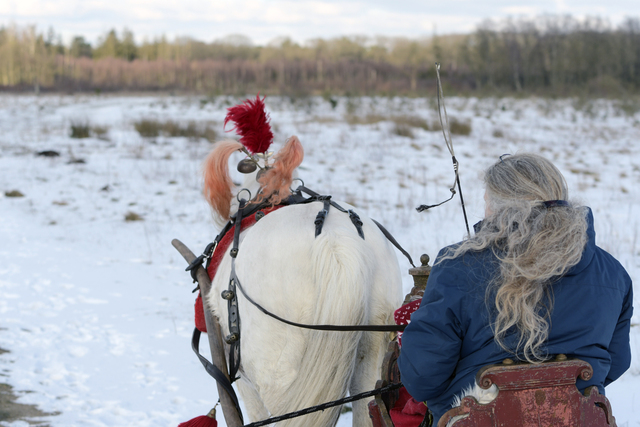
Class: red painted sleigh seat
369,347,617,427
437,356,617,427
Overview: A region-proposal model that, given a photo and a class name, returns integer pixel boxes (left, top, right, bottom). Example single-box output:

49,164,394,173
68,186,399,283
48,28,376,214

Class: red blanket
195,206,284,332
389,387,429,426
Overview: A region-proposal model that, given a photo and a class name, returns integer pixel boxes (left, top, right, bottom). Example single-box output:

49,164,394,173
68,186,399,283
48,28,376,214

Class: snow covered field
0,94,638,426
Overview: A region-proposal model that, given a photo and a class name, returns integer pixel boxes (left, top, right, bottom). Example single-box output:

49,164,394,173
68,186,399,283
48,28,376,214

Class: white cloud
0,0,635,45
500,6,540,15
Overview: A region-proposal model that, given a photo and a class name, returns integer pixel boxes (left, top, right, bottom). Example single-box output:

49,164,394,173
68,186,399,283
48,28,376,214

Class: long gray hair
440,153,588,362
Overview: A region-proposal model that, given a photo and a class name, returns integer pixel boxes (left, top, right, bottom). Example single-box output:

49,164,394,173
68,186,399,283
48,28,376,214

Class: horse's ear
203,140,244,221
255,135,304,206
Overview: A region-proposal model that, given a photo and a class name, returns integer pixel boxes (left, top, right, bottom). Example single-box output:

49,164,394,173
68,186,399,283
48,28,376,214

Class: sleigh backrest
438,356,617,427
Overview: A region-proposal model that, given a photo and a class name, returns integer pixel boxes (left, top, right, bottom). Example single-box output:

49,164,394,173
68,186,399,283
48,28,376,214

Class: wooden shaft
171,239,244,427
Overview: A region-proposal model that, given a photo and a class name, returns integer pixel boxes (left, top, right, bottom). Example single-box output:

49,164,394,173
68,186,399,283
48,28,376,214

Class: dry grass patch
134,119,161,138
124,211,144,221
392,115,429,131
346,114,430,131
92,126,110,140
345,114,386,125
307,116,339,124
393,124,414,138
70,122,90,138
428,118,472,135
450,119,472,135
134,119,217,141
569,168,601,182
69,122,110,140
4,190,24,197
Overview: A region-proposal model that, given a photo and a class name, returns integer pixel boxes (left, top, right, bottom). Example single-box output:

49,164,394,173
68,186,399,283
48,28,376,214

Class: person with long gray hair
398,153,633,425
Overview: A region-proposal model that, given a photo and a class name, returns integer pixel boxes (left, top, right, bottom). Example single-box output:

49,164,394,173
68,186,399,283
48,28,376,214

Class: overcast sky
1,0,638,46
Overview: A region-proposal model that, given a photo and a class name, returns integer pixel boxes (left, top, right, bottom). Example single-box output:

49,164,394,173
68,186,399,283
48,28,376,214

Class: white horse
202,136,403,427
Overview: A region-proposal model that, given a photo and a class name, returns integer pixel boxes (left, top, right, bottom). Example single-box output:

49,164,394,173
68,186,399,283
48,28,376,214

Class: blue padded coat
397,208,633,425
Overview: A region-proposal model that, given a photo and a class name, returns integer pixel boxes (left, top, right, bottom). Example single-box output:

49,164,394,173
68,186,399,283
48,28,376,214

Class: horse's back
237,202,401,309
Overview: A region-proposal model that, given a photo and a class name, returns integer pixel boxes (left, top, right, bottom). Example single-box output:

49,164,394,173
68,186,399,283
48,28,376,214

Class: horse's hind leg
236,378,270,424
349,330,389,427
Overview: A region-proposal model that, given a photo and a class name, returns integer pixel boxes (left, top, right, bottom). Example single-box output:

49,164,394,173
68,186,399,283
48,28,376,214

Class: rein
235,275,406,332
243,381,403,427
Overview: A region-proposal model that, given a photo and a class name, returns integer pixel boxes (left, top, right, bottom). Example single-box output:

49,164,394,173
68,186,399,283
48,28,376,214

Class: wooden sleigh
368,256,617,427
173,240,617,427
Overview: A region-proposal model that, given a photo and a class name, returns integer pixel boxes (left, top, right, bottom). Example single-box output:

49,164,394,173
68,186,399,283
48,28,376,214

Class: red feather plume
224,95,274,155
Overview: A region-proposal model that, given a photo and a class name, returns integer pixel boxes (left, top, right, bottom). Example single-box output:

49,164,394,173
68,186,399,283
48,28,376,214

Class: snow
0,94,638,426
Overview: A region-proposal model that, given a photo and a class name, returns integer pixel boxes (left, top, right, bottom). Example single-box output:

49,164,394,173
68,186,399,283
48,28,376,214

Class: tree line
1,15,639,96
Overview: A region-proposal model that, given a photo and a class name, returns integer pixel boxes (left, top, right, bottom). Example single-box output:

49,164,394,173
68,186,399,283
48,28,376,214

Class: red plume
224,95,274,155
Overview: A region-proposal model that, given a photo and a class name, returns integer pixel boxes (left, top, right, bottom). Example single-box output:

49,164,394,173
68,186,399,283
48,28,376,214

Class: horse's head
203,135,304,227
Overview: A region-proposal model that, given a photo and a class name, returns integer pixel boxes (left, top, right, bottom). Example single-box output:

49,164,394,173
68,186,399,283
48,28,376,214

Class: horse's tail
254,135,304,206
202,139,243,221
272,227,372,427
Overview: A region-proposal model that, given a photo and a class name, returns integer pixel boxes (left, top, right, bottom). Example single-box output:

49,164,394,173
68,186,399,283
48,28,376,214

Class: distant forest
1,15,639,96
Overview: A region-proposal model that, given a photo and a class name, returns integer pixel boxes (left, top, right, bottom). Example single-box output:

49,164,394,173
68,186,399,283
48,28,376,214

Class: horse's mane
254,135,304,206
203,136,304,221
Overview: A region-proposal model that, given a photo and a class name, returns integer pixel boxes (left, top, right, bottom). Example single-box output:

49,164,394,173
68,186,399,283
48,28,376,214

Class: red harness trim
195,205,285,332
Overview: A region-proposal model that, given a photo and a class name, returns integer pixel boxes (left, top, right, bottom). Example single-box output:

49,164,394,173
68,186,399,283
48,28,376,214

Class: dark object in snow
100,185,110,192
4,190,24,198
36,150,60,157
67,158,86,164
124,211,143,221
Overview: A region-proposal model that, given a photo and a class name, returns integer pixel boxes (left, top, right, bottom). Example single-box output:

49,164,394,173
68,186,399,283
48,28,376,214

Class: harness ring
236,188,252,202
291,177,305,191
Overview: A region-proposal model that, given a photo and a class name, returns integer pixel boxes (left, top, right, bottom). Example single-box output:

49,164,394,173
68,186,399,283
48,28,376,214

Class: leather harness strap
224,198,246,384
371,218,415,268
190,328,244,422
314,196,332,237
235,275,406,332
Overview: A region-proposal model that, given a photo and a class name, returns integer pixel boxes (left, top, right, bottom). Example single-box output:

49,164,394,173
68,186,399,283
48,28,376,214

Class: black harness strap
314,196,332,237
190,328,244,423
235,276,406,332
186,221,234,283
243,382,403,427
372,219,415,268
348,209,365,239
300,186,366,239
225,199,247,384
300,186,412,263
